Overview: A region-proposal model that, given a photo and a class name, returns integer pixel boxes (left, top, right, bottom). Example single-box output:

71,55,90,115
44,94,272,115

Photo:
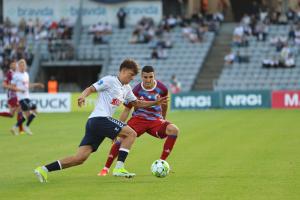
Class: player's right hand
78,97,85,107
156,96,168,105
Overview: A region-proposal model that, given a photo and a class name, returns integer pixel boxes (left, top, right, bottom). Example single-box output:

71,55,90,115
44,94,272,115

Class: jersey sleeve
123,84,139,108
92,76,110,92
10,73,18,85
159,81,169,97
124,86,137,104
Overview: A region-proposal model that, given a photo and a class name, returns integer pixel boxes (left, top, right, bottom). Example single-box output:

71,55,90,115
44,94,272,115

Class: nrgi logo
225,94,262,107
174,96,212,108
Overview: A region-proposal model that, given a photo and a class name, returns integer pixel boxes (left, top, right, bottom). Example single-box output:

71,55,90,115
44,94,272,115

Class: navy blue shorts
79,117,126,152
19,98,37,111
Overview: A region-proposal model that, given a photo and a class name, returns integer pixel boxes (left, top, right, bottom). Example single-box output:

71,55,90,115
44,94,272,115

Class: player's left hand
156,96,168,105
78,97,85,107
36,83,45,88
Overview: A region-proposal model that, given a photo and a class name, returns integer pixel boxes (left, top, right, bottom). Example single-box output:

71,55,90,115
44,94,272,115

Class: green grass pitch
0,109,300,200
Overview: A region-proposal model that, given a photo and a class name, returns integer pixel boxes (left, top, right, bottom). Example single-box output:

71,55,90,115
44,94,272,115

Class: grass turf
0,109,300,200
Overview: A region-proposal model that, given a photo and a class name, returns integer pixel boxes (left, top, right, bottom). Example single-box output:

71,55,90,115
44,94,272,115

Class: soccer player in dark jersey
98,65,179,176
0,61,24,134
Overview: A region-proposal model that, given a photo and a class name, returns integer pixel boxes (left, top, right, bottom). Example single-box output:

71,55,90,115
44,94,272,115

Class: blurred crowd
128,12,223,60
226,2,300,69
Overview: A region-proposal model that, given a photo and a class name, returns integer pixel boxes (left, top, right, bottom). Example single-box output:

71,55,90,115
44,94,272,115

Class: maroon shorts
127,117,171,139
8,98,19,108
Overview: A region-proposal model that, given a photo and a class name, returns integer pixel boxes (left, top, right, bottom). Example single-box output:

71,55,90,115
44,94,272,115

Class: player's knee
128,129,137,139
166,124,179,136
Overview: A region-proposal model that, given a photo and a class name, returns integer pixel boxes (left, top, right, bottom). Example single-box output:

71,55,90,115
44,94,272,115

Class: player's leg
98,138,122,176
147,120,179,160
22,110,33,135
11,99,28,135
112,125,137,177
16,106,24,132
0,111,13,117
34,146,93,183
0,99,17,117
34,118,103,183
98,117,146,176
160,124,179,160
23,100,37,133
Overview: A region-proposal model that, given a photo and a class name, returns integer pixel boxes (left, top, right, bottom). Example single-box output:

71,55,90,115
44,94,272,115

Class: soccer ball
151,159,170,178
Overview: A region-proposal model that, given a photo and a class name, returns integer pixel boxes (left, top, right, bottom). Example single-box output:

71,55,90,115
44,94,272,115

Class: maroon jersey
125,80,168,121
4,70,17,100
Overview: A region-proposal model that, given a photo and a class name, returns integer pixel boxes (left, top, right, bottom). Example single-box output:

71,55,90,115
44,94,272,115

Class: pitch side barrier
0,93,71,113
171,90,300,110
1,91,299,112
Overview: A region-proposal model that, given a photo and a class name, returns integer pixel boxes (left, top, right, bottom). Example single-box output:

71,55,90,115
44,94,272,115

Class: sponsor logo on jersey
111,98,121,106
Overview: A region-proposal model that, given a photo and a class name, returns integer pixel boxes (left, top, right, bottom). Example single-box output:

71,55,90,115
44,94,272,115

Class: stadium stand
214,23,300,91
101,26,215,92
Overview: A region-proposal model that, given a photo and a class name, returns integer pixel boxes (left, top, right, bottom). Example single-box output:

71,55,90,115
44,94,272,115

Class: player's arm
2,81,24,92
119,106,132,122
131,96,168,108
161,98,168,119
78,85,96,107
29,82,45,89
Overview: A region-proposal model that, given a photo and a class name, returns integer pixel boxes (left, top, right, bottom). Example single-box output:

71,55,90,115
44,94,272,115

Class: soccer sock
160,135,178,160
115,148,129,169
26,113,36,126
16,116,26,127
0,112,13,117
17,112,23,131
44,160,62,172
104,141,121,169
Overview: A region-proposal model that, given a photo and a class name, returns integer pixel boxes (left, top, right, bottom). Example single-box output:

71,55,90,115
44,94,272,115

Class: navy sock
117,148,129,162
16,116,26,127
45,161,62,172
26,114,36,126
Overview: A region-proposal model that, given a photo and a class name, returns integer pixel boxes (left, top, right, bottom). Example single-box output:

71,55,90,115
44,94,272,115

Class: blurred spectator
224,51,236,64
225,51,248,65
117,8,127,29
151,48,167,59
262,57,279,68
254,21,268,41
170,74,181,94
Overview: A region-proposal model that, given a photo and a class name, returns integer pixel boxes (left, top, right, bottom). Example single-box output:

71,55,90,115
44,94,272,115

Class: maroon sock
0,112,13,118
104,141,121,169
17,112,24,131
160,135,177,160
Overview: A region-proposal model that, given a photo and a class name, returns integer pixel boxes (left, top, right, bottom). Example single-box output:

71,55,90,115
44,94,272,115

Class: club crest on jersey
97,80,104,85
111,98,121,106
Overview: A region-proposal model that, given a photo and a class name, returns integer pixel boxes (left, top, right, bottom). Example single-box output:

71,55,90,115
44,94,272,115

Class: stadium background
0,0,300,200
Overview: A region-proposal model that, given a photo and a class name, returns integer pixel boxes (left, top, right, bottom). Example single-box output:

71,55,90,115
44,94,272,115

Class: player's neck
142,80,157,91
117,76,125,85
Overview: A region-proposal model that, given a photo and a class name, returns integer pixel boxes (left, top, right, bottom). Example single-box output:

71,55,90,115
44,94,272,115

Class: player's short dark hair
142,65,155,73
119,59,140,75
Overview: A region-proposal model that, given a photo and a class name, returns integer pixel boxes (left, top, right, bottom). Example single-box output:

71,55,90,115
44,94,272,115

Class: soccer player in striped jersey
34,59,168,182
98,65,179,176
0,61,24,134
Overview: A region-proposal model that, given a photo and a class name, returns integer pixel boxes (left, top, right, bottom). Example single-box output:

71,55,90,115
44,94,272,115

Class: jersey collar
141,80,157,91
116,76,124,86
